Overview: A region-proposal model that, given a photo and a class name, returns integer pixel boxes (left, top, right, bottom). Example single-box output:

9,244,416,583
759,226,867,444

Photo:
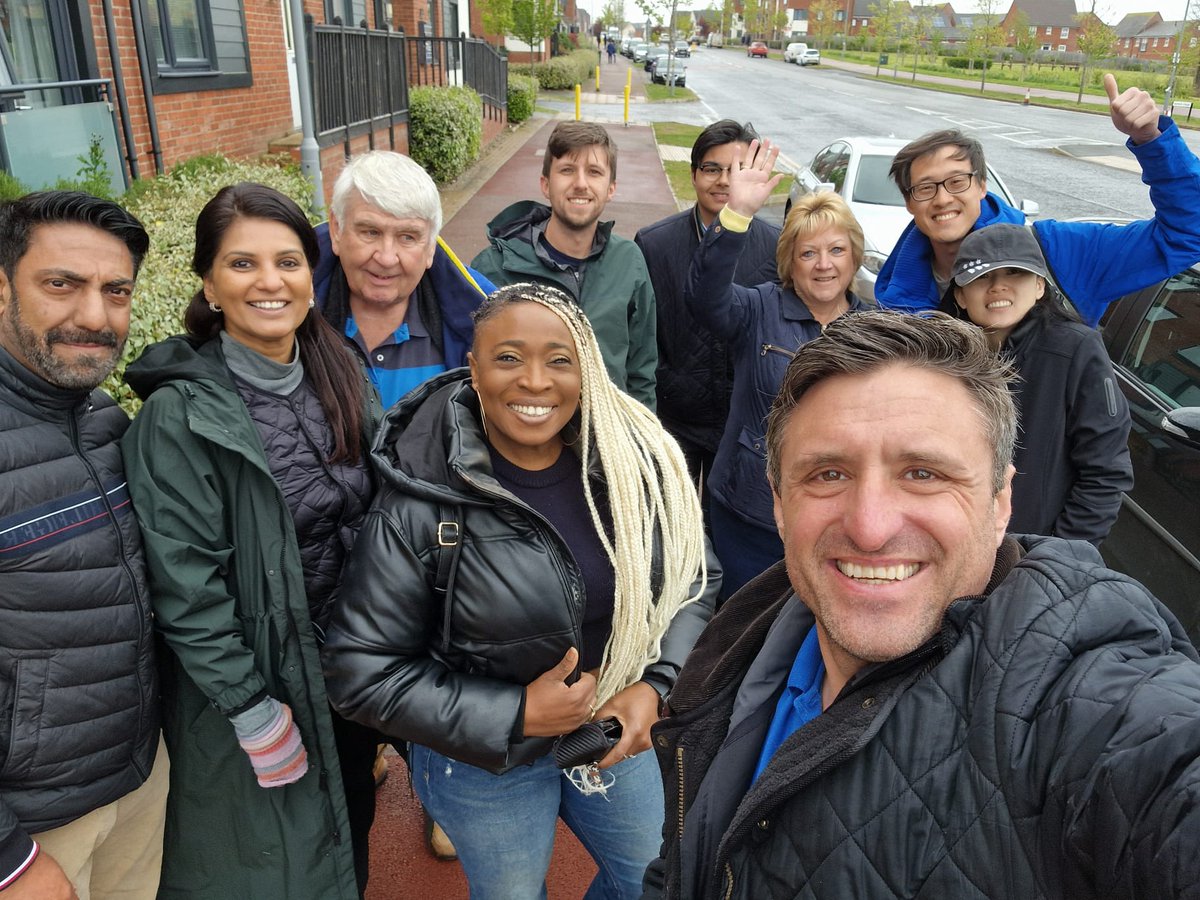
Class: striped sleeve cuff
0,840,38,891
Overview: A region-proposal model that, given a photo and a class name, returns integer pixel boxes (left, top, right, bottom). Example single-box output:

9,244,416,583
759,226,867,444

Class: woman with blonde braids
323,282,718,898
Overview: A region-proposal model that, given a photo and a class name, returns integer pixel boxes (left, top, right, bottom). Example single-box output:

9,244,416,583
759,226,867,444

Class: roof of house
1114,11,1160,36
1138,18,1183,37
1008,0,1079,27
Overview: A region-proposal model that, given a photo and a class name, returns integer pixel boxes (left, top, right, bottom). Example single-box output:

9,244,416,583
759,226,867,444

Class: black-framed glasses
906,172,978,202
696,162,737,179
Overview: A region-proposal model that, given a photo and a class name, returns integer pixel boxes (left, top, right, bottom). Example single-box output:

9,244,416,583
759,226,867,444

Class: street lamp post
1164,0,1193,114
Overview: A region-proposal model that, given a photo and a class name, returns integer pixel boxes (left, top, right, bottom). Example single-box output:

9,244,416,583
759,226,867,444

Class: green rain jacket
122,336,374,900
471,200,658,409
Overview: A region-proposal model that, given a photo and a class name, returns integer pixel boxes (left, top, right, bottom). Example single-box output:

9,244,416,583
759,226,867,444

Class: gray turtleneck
219,331,304,395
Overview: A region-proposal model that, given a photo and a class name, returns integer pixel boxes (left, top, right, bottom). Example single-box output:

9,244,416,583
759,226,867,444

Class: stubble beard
3,290,124,390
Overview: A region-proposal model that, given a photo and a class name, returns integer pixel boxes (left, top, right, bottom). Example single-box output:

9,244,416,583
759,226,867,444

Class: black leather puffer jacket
322,369,718,773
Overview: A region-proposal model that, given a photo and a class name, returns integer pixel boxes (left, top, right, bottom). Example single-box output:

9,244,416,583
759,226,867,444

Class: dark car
644,47,669,71
747,41,768,58
1099,263,1200,642
651,55,686,86
674,40,690,57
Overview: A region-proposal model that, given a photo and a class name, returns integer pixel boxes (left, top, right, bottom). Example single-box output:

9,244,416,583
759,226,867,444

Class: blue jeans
710,498,783,601
410,744,664,900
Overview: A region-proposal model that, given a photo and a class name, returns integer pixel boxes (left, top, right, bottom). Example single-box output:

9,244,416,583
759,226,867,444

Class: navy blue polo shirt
345,300,445,408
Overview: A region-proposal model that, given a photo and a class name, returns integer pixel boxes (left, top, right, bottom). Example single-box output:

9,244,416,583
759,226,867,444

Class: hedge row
513,49,598,91
507,74,538,123
408,85,484,185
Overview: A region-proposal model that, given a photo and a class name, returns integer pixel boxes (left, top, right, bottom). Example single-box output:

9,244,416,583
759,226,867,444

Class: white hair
330,151,442,238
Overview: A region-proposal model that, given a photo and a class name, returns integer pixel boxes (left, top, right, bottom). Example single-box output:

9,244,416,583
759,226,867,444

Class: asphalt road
681,48,1200,225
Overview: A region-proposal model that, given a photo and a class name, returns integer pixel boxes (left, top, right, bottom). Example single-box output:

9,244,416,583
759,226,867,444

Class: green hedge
407,85,483,185
507,73,538,123
946,57,992,70
104,155,315,412
514,49,597,90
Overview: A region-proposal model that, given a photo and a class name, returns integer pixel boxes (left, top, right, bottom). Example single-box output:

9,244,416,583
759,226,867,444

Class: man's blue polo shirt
345,300,444,409
752,624,825,782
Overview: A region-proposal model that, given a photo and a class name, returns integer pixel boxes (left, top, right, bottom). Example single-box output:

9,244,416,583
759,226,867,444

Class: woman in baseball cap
950,222,1132,547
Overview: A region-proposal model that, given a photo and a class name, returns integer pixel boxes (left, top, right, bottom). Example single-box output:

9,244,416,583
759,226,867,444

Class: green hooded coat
122,336,370,900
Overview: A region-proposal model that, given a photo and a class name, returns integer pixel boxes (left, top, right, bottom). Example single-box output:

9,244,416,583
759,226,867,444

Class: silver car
785,136,1040,303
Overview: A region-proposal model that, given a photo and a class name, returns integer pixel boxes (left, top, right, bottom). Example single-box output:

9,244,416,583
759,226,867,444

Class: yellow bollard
575,84,581,120
595,65,601,91
623,84,630,126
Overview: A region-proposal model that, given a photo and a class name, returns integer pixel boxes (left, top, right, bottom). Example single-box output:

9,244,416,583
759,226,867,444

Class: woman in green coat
122,183,378,899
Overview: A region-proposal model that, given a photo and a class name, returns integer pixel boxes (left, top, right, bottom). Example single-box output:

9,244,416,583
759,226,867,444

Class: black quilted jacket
644,536,1200,900
0,346,159,880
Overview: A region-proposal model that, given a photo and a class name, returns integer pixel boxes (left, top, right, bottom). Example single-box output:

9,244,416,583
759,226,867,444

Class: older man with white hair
314,151,493,408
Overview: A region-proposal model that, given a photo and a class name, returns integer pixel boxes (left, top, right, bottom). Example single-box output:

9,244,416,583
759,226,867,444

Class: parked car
651,56,687,86
622,40,643,58
799,47,821,65
644,47,669,71
674,40,691,57
1098,261,1200,644
785,136,1040,303
747,41,769,58
783,42,808,63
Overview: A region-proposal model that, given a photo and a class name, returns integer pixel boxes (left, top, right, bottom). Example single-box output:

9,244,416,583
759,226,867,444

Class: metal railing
307,18,507,156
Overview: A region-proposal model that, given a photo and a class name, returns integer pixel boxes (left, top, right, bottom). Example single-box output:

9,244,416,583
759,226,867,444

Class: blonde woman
323,282,717,899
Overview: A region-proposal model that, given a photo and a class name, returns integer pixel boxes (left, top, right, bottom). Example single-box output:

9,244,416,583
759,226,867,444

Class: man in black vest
0,192,163,900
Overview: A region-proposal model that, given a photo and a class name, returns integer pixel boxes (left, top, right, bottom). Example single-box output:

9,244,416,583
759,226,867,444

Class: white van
783,42,808,63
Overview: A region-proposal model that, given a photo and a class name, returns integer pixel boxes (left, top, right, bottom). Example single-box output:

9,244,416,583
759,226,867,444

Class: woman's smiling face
468,301,582,471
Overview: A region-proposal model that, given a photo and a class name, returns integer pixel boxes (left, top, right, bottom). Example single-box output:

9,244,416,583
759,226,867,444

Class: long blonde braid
472,284,707,706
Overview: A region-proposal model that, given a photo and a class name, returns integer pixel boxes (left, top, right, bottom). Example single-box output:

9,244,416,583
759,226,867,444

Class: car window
811,143,848,191
852,154,906,206
1122,270,1200,409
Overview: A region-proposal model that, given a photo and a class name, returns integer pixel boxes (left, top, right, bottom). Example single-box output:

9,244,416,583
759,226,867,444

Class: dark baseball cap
952,223,1050,286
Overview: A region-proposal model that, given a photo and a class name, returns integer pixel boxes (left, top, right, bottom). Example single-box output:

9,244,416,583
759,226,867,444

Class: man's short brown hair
765,311,1018,494
542,121,618,181
889,130,986,195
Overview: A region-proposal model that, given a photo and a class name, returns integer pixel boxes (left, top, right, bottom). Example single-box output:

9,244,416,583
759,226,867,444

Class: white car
799,48,821,65
783,42,808,63
785,136,1040,303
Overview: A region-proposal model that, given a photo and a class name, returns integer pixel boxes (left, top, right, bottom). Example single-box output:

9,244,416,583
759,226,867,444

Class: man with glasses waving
875,74,1200,326
635,120,781,510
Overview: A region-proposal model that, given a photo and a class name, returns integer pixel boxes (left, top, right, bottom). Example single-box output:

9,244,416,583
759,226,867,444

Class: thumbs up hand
1104,73,1161,145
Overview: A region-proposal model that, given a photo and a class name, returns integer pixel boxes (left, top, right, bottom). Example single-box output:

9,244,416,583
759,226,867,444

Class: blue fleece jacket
875,117,1200,326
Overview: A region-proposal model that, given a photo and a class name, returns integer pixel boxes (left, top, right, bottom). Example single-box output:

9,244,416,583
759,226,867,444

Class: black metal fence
307,18,507,155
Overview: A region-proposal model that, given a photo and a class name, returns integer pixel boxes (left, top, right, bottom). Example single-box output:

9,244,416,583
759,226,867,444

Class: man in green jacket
471,121,658,408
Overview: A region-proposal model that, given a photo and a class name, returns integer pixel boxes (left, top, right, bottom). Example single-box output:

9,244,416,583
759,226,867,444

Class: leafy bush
946,57,992,70
507,73,538,123
0,170,28,201
407,85,483,185
103,155,315,411
514,49,596,90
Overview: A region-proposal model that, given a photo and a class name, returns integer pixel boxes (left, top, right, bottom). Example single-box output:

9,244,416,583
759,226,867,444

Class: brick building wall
86,0,295,176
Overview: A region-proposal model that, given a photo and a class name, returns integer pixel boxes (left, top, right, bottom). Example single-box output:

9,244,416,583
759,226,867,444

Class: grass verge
645,83,699,102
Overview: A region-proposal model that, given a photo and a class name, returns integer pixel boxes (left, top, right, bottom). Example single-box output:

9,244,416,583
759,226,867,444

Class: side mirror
1163,407,1200,444
1020,199,1040,218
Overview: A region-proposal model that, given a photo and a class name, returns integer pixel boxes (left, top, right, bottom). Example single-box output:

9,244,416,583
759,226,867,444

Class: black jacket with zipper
643,536,1200,899
322,369,718,773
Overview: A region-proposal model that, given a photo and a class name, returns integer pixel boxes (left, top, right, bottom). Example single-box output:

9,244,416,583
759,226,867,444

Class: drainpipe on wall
101,0,139,180
289,1,325,214
127,0,164,174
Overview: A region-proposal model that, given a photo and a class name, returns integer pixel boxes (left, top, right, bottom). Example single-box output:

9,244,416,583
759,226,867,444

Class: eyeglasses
905,172,978,202
695,162,739,180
